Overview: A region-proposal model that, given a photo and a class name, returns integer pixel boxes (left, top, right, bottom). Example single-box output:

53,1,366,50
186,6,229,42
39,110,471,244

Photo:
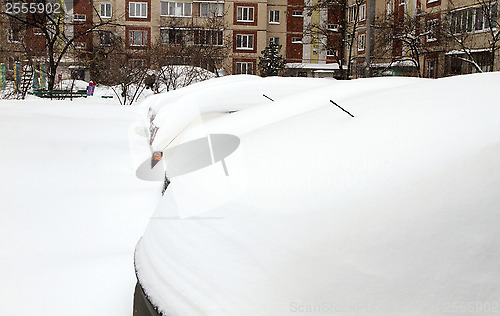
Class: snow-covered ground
136,73,500,315
2,73,500,316
0,97,161,315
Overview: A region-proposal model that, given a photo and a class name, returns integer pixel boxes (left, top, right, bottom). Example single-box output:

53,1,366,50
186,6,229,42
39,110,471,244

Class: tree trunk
491,45,495,71
47,69,56,91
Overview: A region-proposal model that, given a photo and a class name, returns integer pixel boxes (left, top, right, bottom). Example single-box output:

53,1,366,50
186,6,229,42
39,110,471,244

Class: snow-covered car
133,74,500,316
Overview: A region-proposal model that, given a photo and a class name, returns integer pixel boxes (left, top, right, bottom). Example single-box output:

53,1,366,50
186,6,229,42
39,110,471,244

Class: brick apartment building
1,0,499,82
347,0,500,78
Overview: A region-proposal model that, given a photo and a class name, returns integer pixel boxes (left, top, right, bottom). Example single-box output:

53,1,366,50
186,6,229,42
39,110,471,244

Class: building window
129,2,147,18
74,42,86,49
269,10,280,23
269,36,280,46
100,3,112,18
357,33,365,51
193,29,223,45
7,28,21,43
425,58,436,78
160,28,186,44
426,18,439,42
450,8,474,34
292,10,303,17
291,37,302,43
327,49,336,56
450,4,498,34
359,4,366,21
235,62,253,74
161,1,192,17
99,31,113,46
347,6,355,22
129,30,148,46
199,2,223,17
328,24,339,31
236,34,254,49
73,14,86,21
237,6,254,22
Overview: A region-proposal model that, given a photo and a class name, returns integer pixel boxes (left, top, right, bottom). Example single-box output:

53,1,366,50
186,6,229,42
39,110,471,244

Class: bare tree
441,0,499,73
89,38,149,105
1,0,122,90
305,0,365,79
148,12,230,91
375,6,440,77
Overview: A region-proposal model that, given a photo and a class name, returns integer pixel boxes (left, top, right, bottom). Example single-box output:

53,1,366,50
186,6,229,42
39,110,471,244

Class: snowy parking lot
1,73,500,316
0,99,160,315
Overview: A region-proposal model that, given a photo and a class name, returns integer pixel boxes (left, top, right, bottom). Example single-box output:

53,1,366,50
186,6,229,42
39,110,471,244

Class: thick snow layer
135,73,500,315
147,76,421,153
0,99,161,315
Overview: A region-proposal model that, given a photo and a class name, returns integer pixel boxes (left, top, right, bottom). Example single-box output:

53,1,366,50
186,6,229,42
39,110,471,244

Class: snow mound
135,73,500,316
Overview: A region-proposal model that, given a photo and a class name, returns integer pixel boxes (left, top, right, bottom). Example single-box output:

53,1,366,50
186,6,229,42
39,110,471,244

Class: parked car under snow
133,74,500,316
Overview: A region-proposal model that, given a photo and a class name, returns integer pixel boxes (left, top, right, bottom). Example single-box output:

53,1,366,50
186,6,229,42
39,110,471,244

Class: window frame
161,1,192,17
129,29,148,46
235,62,253,74
357,33,366,51
160,27,186,45
235,33,254,50
129,2,148,18
326,49,337,56
426,18,439,42
328,24,339,31
99,3,112,18
269,9,280,24
450,3,498,35
237,6,254,22
291,37,303,43
198,2,223,17
193,28,223,46
359,4,367,22
425,58,437,78
292,10,303,17
347,6,355,22
269,36,280,46
73,14,86,21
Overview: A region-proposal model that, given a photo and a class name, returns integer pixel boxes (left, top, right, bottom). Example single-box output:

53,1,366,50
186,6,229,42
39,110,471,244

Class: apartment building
346,0,499,78
421,0,499,77
86,0,314,75
1,0,342,79
2,0,497,84
0,2,23,79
